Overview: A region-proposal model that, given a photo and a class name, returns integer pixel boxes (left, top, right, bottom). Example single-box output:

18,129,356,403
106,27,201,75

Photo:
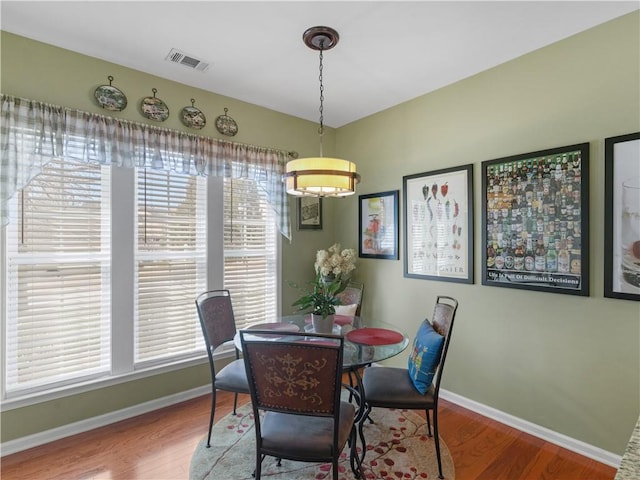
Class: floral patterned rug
190,403,455,480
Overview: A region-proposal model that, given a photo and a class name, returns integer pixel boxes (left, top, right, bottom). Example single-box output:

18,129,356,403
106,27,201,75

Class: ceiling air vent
165,48,211,72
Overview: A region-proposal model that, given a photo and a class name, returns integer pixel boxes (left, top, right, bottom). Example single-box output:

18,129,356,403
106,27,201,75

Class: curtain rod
4,94,299,160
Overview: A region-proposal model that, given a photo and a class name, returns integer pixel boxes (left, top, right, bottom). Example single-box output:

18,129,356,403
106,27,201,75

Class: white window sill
1,349,234,412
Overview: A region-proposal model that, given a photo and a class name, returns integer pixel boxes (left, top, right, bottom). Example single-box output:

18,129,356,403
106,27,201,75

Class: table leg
343,373,367,479
347,368,373,473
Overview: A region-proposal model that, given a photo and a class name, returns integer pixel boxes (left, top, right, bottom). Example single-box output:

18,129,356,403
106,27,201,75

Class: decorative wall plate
140,88,169,122
94,76,127,111
181,98,206,129
215,107,238,136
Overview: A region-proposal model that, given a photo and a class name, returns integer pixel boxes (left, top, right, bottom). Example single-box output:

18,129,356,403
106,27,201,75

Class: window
3,161,279,402
5,158,111,395
1,97,285,403
223,178,278,329
135,169,206,365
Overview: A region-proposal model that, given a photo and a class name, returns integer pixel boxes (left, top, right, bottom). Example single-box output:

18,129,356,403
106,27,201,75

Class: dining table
234,313,410,370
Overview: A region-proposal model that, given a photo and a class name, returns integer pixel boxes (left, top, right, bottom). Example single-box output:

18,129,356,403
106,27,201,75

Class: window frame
3,159,112,397
1,165,281,410
133,168,208,368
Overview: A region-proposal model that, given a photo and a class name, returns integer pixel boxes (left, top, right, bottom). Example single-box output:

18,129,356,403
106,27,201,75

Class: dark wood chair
195,289,250,448
240,330,362,480
336,281,365,398
360,295,459,479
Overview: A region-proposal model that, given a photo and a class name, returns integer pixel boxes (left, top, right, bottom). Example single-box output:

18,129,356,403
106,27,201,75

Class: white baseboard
1,385,210,457
1,383,624,469
440,388,622,468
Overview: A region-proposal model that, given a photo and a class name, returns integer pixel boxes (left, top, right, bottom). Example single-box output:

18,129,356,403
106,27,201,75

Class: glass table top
235,314,409,369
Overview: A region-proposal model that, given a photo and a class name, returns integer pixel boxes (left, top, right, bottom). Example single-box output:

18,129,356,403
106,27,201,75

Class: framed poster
359,190,399,260
297,197,322,230
604,132,640,301
403,164,474,283
481,143,589,296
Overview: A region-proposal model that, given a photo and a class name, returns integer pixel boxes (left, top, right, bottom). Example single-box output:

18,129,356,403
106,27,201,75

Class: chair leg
206,388,217,448
252,453,265,479
232,391,239,415
433,408,444,479
425,408,432,437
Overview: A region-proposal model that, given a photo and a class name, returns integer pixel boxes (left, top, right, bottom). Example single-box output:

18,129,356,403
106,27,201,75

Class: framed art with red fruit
604,131,640,301
359,190,399,260
403,164,474,283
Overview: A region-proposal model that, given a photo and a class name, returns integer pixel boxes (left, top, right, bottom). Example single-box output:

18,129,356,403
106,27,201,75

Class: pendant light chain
318,42,325,157
283,26,360,198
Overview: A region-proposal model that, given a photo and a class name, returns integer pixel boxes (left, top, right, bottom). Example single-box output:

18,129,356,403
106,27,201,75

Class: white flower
314,243,356,280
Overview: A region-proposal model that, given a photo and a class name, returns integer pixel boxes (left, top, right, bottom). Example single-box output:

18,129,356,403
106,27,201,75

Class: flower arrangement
290,244,357,319
290,273,346,318
314,243,357,282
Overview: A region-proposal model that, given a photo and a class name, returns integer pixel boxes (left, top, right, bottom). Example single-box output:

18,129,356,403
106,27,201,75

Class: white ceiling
2,1,638,127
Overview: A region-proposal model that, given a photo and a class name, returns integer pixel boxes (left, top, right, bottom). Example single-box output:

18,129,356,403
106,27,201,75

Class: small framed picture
359,190,399,260
403,164,474,283
297,197,322,230
481,143,589,296
604,132,640,301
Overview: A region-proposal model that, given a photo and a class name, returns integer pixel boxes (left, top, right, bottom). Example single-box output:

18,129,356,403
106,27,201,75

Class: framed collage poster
297,197,322,230
604,132,640,301
481,143,589,296
403,164,474,283
359,190,399,260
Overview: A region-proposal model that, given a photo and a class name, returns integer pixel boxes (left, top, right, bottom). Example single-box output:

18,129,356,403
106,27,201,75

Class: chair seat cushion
215,358,250,393
363,366,435,408
407,320,444,394
260,401,355,461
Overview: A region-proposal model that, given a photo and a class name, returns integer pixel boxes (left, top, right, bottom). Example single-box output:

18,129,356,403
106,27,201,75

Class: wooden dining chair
336,281,366,404
360,295,459,479
195,289,250,448
335,281,364,316
240,330,362,480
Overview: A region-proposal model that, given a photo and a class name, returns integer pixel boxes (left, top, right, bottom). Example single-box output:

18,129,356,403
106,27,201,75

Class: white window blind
135,169,206,365
223,178,278,329
5,158,111,394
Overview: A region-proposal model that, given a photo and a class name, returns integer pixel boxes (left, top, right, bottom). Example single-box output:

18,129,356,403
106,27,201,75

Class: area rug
190,403,455,480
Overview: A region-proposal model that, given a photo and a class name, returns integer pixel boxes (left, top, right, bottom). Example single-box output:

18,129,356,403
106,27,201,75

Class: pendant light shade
284,26,361,197
284,157,360,197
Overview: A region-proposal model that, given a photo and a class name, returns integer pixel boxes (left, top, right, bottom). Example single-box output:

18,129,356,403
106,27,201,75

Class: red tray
346,328,404,346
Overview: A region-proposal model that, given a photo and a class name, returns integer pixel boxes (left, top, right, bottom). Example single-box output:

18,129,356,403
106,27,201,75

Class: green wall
334,11,640,455
0,31,334,442
2,11,640,457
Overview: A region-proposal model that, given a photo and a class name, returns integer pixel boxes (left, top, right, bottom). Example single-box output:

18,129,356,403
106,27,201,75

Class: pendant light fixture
284,26,361,197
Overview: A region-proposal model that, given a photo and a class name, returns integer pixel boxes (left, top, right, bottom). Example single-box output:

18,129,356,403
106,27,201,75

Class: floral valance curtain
0,94,291,238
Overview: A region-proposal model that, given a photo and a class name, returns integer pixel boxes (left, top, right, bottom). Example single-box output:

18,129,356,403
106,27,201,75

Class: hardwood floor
1,391,617,480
